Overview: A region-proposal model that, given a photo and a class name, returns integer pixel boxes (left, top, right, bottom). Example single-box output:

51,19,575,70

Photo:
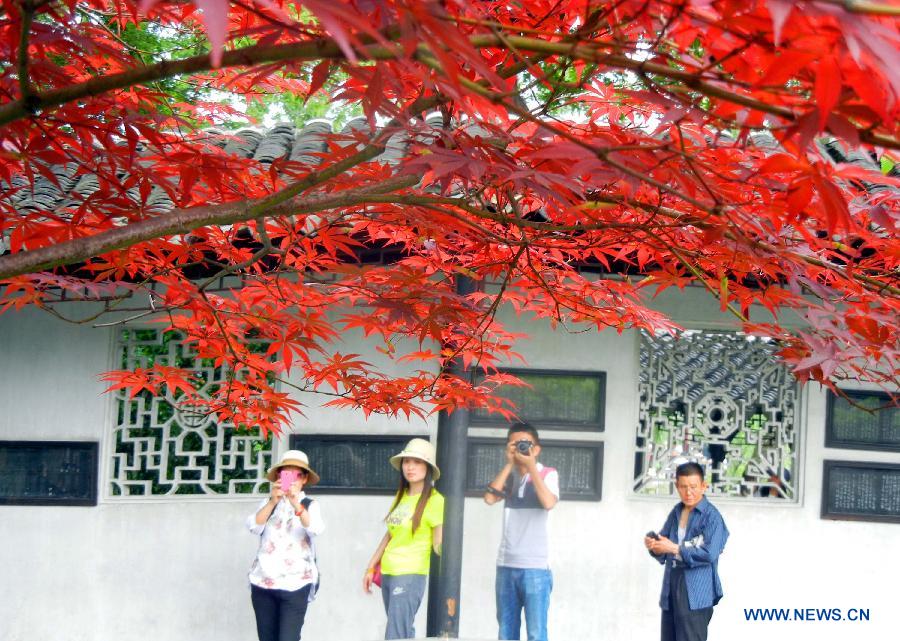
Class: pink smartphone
279,469,299,493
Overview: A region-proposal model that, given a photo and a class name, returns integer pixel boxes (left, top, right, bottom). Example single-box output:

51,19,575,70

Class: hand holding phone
646,531,660,541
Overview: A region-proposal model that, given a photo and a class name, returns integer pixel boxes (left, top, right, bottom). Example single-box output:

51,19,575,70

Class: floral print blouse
246,493,325,591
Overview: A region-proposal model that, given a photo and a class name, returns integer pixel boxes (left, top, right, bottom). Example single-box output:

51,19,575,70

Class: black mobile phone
646,531,660,540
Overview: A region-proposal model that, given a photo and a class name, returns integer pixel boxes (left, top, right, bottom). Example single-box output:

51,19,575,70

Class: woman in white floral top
247,450,325,641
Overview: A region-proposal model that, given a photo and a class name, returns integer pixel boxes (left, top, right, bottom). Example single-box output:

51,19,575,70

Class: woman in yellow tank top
363,438,444,639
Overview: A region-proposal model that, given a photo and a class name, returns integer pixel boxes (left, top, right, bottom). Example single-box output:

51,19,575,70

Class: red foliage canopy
1,0,898,433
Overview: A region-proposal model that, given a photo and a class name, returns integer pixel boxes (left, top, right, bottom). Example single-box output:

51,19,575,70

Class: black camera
646,531,660,540
515,440,534,454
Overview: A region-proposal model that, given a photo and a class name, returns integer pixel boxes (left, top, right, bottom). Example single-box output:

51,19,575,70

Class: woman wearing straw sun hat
363,437,445,640
246,450,325,641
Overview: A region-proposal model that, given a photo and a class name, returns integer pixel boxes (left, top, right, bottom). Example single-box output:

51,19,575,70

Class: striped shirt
652,497,729,610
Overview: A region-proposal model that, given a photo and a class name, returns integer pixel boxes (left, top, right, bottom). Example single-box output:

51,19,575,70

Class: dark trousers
661,568,713,641
250,583,312,641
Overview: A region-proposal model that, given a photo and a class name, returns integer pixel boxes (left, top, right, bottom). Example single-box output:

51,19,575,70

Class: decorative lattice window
634,330,800,500
107,329,273,498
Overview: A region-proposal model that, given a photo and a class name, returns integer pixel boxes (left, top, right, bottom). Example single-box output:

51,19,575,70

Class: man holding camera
484,422,560,641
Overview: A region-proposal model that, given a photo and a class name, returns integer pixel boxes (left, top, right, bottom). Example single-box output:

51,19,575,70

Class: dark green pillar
426,275,476,637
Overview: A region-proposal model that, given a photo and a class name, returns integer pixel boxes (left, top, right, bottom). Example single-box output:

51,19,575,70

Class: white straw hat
389,438,440,481
266,449,320,486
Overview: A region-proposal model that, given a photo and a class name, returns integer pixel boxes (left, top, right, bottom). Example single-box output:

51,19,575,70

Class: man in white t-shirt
484,422,560,641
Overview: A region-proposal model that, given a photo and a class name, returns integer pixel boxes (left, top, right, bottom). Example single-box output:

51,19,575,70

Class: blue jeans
495,566,553,641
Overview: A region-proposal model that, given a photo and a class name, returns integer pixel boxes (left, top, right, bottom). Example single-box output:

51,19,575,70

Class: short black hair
507,421,540,445
675,462,705,480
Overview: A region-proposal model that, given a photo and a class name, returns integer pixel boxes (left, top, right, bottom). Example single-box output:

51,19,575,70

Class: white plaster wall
2,293,899,641
0,305,109,440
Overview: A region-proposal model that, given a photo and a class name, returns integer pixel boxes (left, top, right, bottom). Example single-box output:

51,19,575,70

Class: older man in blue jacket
645,462,729,641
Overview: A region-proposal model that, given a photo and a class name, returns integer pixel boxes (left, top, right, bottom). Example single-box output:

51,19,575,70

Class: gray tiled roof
0,115,454,220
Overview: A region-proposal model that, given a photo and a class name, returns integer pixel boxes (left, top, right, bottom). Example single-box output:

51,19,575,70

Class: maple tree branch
667,244,750,323
370,194,638,235
434,67,721,213
0,34,391,127
91,309,163,327
2,30,897,151
35,297,149,326
16,1,35,105
380,192,900,298
434,244,528,375
522,245,564,320
0,46,541,284
813,0,900,16
198,290,245,383
196,217,277,293
518,38,898,149
791,254,900,296
402,60,900,300
0,174,418,281
527,41,898,150
672,124,725,206
605,196,900,298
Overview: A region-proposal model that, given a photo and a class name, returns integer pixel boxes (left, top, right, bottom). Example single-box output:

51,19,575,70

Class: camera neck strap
512,464,549,497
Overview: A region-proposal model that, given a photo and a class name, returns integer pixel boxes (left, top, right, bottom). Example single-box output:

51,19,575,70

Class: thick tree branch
1,30,897,151
814,0,900,16
0,174,418,281
0,43,546,283
16,1,35,104
0,34,397,126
